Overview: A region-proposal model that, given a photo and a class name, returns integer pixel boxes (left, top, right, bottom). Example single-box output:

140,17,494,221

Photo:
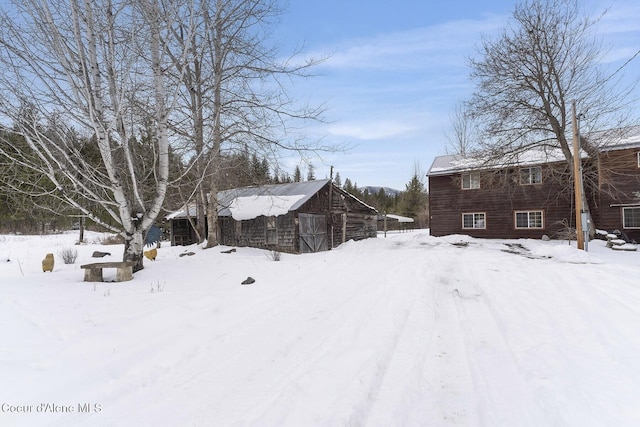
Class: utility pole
572,100,585,250
329,166,334,249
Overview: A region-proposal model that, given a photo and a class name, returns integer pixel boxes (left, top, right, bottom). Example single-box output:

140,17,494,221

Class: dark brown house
427,134,640,241
167,179,378,253
590,141,640,241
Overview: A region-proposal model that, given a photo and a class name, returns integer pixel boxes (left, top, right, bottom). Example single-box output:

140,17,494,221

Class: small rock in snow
241,277,255,285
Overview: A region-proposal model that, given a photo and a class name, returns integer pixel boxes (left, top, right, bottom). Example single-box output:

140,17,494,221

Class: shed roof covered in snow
379,214,414,223
167,179,334,222
217,180,330,220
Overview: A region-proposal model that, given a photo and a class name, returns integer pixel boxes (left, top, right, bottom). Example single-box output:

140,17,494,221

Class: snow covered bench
80,261,136,282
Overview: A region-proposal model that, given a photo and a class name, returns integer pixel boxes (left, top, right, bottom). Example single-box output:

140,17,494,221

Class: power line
604,49,640,84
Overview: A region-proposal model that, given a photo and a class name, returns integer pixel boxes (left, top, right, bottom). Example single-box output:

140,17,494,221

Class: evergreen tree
251,154,261,182
260,158,270,182
306,163,315,181
293,165,302,182
334,171,342,187
399,170,429,227
376,188,386,211
343,178,353,194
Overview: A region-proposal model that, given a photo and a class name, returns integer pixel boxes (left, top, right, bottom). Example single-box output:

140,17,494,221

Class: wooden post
572,100,584,250
342,213,347,243
384,213,387,238
79,216,85,243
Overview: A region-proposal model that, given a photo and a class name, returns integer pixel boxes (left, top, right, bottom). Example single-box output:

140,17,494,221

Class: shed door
299,214,328,253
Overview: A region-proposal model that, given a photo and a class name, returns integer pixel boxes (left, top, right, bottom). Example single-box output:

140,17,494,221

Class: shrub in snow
59,248,78,264
268,250,281,261
100,235,125,245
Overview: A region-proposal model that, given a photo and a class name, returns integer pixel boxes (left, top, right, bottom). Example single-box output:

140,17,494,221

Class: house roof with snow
427,148,571,177
598,132,640,151
428,129,640,177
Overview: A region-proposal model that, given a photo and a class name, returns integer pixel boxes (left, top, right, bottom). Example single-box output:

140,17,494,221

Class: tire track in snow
165,247,414,425
345,258,438,427
232,248,439,426
451,250,547,427
363,248,479,426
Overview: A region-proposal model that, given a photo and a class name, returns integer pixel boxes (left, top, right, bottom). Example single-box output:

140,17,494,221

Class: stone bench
80,261,137,282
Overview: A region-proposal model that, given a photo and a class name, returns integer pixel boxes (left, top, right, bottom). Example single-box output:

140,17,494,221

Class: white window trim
514,210,544,229
462,212,486,229
461,173,480,190
520,167,542,185
637,152,640,168
622,206,640,229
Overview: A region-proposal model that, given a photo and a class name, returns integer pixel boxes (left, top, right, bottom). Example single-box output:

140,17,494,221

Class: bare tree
467,0,639,189
164,0,327,247
446,102,475,156
0,0,185,271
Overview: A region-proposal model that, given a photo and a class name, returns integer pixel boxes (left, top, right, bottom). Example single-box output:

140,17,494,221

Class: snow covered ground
1,230,639,426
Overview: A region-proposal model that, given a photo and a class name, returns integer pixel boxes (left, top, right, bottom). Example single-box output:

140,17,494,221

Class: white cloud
594,1,640,34
328,120,419,140
315,15,505,71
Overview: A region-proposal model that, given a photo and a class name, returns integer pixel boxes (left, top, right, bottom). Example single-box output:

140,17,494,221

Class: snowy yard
1,230,639,426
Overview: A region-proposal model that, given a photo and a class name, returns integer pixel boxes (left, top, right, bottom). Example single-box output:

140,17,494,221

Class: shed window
637,152,640,168
461,173,480,189
266,216,277,244
520,167,542,185
623,207,640,229
462,213,485,229
515,211,543,229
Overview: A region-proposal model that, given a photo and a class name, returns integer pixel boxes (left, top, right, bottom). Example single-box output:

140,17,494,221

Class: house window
462,213,486,229
520,167,542,185
637,152,640,168
623,207,640,229
266,216,277,244
515,211,544,229
461,173,480,189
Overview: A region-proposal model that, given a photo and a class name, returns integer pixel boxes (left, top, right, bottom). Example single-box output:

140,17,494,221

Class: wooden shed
167,179,378,253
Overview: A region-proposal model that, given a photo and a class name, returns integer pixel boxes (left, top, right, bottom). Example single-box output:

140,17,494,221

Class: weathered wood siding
170,218,199,246
219,212,298,253
591,147,640,240
294,182,377,248
328,187,377,247
429,166,575,239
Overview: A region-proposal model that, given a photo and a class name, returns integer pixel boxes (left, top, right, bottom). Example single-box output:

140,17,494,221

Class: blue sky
274,0,640,190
